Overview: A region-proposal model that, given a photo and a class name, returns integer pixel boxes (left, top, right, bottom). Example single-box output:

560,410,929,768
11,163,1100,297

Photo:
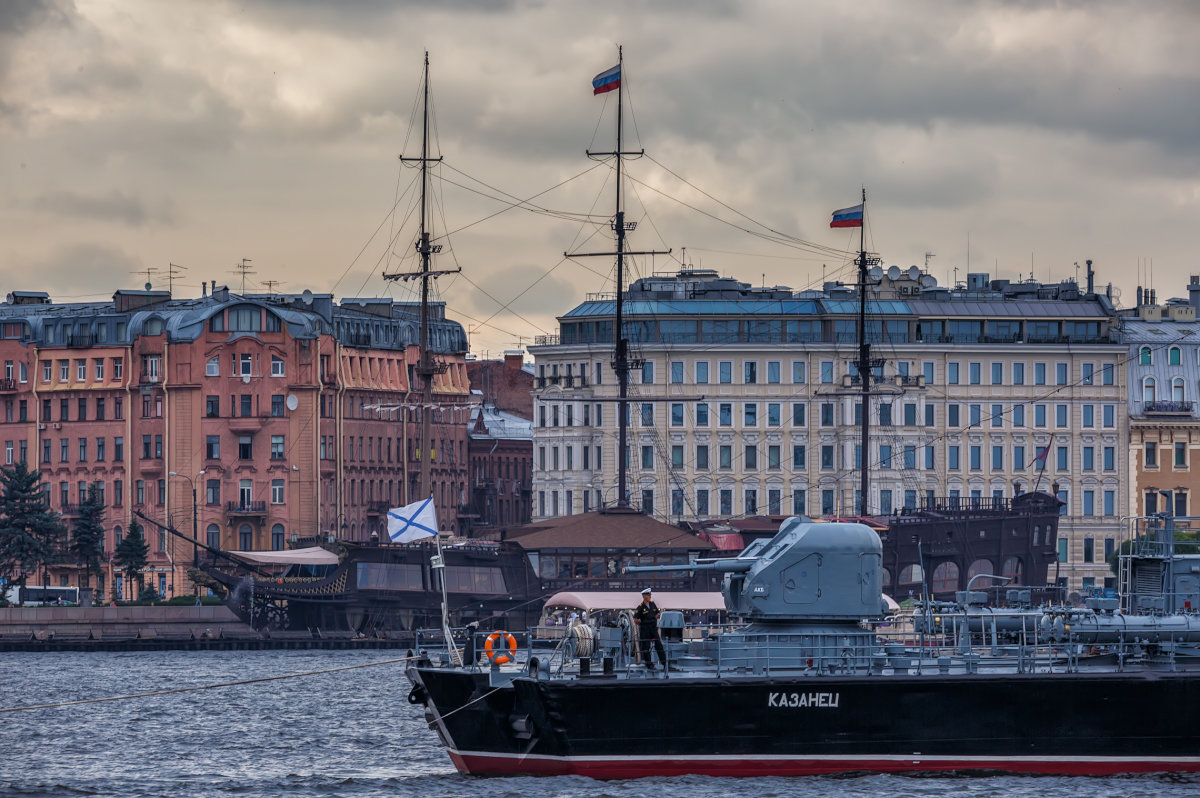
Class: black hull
413,668,1200,778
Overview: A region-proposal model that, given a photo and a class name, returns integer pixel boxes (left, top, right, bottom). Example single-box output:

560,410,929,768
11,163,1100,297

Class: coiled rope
0,655,416,714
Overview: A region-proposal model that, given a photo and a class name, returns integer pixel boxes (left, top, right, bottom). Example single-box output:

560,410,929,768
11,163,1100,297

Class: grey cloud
30,190,176,226
14,243,144,296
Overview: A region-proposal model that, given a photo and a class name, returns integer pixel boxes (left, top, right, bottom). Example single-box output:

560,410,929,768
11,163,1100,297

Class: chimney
1086,259,1094,294
503,350,524,370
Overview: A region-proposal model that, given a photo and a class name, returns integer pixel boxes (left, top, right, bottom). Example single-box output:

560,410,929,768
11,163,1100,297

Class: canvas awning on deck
227,547,339,566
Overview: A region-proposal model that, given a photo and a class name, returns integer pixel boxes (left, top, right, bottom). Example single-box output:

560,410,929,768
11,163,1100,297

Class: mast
853,189,881,515
570,47,669,511
385,51,458,505
383,52,460,663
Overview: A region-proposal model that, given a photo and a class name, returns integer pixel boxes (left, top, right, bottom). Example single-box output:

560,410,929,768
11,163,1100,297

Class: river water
0,650,1195,798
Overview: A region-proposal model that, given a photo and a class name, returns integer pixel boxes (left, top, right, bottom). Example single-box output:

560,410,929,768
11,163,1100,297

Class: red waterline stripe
449,750,1200,779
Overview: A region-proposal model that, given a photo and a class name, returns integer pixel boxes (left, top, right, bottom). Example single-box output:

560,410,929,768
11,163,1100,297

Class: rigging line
0,656,417,714
626,168,855,258
643,154,851,257
330,173,422,295
431,173,605,227
452,270,548,334
475,256,572,331
434,160,612,236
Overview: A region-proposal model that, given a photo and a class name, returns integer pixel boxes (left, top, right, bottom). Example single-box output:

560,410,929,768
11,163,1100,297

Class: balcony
1144,400,1195,417
0,379,16,393
366,502,390,517
536,375,589,389
226,501,266,516
64,332,95,348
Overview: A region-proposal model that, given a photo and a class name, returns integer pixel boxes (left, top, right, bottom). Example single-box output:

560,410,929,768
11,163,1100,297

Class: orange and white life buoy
484,630,518,665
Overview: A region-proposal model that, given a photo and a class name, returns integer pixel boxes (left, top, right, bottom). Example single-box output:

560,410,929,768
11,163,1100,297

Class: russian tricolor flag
592,64,621,95
830,203,864,228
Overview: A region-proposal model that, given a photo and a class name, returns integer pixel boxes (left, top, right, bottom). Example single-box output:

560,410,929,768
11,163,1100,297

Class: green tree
69,482,106,590
0,462,65,598
114,518,149,600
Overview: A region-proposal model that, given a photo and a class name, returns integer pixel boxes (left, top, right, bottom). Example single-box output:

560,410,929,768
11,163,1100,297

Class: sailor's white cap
640,587,652,595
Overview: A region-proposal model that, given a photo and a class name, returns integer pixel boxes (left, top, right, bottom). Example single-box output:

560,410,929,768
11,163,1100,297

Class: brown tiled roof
505,510,714,551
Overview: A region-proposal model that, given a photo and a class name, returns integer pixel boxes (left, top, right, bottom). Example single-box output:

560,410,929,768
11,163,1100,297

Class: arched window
238,523,253,550
1173,377,1186,402
144,317,163,335
966,559,995,588
1140,346,1152,365
1169,346,1181,366
206,356,220,376
113,525,123,547
206,524,221,551
880,567,892,590
899,564,924,585
271,523,285,551
1143,377,1156,403
932,562,960,594
1001,556,1023,584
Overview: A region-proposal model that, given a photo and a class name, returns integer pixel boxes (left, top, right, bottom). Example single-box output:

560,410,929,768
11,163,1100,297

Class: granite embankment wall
0,605,254,647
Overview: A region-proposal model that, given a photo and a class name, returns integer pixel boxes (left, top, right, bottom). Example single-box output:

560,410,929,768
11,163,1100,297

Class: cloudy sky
1,0,1197,356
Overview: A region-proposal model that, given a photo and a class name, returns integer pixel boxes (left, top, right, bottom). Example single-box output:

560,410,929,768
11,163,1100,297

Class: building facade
1122,278,1200,525
0,285,469,601
529,265,1128,592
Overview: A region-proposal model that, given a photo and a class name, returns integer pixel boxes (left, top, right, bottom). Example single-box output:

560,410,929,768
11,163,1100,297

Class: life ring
484,631,518,665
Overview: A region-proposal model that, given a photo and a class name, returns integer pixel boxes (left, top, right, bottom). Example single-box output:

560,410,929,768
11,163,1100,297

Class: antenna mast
568,46,670,511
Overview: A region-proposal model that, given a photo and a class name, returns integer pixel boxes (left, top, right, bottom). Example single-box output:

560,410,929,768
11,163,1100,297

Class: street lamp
169,471,205,571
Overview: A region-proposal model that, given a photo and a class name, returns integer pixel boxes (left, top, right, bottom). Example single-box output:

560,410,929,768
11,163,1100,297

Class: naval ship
405,510,1200,777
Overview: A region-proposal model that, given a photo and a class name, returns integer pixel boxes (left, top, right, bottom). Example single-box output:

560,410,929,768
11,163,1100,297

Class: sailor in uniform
633,587,668,671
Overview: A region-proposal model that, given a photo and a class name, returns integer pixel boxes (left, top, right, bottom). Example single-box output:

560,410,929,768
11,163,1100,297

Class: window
271,479,285,504
719,403,732,426
991,404,1003,428
1177,441,1187,468
271,395,285,417
1146,442,1158,467
767,403,780,427
271,435,284,459
206,356,220,376
1082,363,1094,385
744,403,757,426
744,444,757,470
641,445,654,469
1169,346,1182,366
720,489,733,516
792,361,806,383
820,361,833,383
1104,446,1115,470
1034,362,1046,385
820,445,834,470
949,446,960,470
669,361,683,384
792,403,806,426
820,403,834,426
113,358,123,380
696,403,709,426
1055,362,1068,385
1012,362,1025,385
992,445,1003,470
969,445,981,470
768,444,781,469
1056,446,1068,470
1140,346,1152,365
271,356,285,377
767,361,780,384
1056,404,1068,427
239,435,253,459
696,445,709,470
948,362,960,384
948,405,960,427
990,362,1003,385
792,445,806,468
1083,446,1095,470
640,403,653,426
719,361,732,384
719,445,732,469
641,361,654,384
696,362,709,384
968,362,980,385
743,361,757,384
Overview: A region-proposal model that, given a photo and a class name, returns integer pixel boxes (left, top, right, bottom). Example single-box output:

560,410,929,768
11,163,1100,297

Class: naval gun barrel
625,558,754,576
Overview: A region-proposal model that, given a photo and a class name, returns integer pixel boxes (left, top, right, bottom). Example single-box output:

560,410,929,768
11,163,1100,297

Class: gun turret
630,518,884,622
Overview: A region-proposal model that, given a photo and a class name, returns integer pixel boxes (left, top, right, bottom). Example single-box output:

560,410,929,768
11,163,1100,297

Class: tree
0,462,65,599
69,482,106,591
114,518,149,601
